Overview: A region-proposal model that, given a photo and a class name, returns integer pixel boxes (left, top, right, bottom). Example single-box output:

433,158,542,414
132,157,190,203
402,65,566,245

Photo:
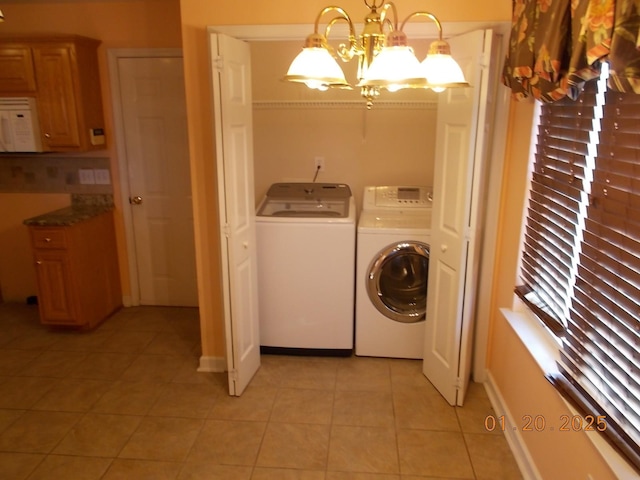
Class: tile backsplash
0,155,113,194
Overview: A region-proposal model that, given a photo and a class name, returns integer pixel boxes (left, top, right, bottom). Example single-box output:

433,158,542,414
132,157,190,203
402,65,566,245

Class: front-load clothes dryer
355,185,433,359
256,183,356,356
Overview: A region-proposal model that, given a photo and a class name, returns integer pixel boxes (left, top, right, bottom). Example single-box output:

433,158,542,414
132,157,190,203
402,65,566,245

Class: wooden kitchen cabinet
0,35,106,152
0,46,37,92
28,210,121,329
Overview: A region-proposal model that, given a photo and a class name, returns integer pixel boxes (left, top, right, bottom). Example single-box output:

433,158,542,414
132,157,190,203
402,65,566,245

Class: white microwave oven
0,97,44,153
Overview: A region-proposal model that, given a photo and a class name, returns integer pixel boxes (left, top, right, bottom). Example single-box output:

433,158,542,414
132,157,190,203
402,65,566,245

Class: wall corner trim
198,355,226,373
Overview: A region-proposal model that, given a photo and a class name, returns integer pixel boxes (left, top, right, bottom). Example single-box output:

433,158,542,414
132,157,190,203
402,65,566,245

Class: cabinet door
0,46,36,92
31,45,80,149
34,252,78,325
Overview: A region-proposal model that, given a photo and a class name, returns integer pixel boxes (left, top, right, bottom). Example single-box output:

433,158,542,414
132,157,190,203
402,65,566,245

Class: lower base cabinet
29,210,122,329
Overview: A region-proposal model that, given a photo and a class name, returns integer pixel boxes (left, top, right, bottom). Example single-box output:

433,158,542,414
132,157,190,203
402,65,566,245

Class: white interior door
117,56,198,307
423,29,496,406
210,32,261,396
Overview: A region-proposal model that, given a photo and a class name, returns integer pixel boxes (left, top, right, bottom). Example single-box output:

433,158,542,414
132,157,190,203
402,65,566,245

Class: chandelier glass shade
421,40,469,89
283,0,469,107
286,47,350,91
357,45,425,92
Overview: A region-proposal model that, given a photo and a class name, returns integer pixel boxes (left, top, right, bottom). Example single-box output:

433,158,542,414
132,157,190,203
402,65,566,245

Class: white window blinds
518,65,640,470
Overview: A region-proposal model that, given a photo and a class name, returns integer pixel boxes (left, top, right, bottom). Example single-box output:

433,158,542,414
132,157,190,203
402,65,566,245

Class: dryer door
366,241,430,323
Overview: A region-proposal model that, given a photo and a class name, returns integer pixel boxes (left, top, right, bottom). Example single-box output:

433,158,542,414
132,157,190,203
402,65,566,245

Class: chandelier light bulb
306,80,330,91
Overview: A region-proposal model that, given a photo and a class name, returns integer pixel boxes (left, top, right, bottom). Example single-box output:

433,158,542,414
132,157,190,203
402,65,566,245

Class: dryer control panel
362,186,433,210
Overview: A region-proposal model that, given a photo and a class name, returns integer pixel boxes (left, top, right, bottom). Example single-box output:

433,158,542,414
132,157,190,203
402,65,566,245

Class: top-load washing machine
355,185,433,359
256,183,356,356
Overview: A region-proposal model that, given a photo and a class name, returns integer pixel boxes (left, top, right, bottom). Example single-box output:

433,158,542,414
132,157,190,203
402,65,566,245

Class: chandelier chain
365,0,386,10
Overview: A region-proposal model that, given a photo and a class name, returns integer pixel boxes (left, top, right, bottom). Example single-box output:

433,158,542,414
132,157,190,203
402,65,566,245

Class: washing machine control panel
363,186,433,209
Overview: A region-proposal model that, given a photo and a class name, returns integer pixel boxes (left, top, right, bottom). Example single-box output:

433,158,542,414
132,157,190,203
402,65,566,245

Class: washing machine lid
358,209,431,234
265,183,352,199
258,198,350,218
257,183,353,219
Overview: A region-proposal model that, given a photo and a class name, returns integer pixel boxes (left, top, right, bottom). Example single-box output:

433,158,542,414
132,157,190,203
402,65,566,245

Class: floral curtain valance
503,0,640,102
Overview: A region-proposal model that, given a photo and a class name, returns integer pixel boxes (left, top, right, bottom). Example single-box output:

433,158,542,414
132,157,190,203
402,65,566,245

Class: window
517,64,640,470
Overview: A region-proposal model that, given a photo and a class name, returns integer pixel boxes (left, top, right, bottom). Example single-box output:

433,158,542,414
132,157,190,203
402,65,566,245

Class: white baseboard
484,371,543,480
121,296,134,307
198,355,226,373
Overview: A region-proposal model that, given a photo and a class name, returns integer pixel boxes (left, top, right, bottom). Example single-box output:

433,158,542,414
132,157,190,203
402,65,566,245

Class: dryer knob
441,245,448,253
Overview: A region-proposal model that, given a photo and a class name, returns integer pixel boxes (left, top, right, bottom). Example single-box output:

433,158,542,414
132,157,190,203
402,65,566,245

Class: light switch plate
79,169,96,184
94,169,111,185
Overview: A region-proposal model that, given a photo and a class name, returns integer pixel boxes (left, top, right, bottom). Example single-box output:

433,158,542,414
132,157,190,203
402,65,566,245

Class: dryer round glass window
366,241,430,323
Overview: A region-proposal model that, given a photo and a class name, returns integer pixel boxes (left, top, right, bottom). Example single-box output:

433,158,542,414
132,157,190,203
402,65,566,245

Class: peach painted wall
181,0,507,25
0,0,183,302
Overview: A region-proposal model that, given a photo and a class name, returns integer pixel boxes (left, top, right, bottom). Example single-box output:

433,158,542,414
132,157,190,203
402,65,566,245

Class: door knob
130,196,143,205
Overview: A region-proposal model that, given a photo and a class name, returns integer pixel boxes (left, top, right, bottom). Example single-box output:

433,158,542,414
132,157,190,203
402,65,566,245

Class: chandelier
284,0,469,108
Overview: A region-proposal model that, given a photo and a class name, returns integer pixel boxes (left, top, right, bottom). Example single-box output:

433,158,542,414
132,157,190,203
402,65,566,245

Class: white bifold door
209,32,261,396
423,29,501,406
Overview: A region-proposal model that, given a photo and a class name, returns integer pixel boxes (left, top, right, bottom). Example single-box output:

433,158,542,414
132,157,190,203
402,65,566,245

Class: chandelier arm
313,6,359,62
326,17,359,61
379,1,399,31
400,11,444,40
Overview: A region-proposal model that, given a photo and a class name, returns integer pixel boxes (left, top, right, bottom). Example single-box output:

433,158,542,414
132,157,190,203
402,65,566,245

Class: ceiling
5,0,167,3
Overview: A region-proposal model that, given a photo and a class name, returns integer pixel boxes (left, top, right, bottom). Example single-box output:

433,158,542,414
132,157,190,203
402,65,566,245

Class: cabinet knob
44,133,51,138
36,261,42,265
130,196,143,205
44,237,52,242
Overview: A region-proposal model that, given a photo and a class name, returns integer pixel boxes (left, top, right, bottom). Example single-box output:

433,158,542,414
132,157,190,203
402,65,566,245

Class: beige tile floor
0,303,523,480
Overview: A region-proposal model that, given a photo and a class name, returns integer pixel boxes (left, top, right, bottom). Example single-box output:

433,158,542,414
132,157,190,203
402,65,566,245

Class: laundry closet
210,27,507,403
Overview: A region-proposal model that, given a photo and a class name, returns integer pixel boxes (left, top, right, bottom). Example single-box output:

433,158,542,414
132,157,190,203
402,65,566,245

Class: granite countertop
23,205,114,226
23,194,114,227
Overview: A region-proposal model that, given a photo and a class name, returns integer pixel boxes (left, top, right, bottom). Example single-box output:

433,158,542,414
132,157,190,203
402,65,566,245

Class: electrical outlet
314,156,325,172
78,169,95,185
94,168,111,185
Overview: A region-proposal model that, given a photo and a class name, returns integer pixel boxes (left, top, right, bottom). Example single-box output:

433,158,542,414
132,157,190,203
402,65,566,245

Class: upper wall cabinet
0,35,106,152
0,46,37,92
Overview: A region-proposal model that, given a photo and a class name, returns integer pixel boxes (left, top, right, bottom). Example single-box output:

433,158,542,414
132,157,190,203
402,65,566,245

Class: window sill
500,301,637,480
